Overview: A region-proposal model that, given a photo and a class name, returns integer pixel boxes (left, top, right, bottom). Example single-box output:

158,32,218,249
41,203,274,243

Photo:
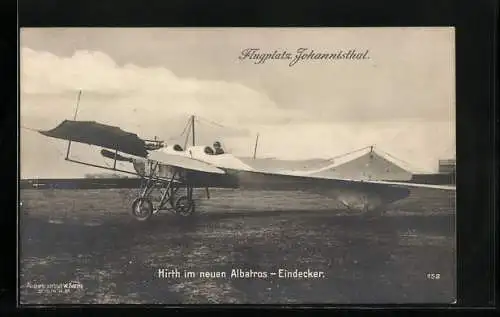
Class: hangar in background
309,145,415,181
309,146,455,185
409,158,456,185
438,159,456,174
242,145,417,181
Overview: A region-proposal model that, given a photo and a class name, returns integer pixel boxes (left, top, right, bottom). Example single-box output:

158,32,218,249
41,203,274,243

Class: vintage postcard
19,27,456,304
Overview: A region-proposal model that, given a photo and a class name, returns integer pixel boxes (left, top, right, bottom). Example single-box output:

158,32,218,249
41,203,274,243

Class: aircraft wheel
174,195,195,217
131,197,154,221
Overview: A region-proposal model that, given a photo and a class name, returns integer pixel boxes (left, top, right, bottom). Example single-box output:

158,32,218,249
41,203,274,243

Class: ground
19,187,456,304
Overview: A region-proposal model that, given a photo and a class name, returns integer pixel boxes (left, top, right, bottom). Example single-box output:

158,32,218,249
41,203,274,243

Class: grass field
19,187,456,304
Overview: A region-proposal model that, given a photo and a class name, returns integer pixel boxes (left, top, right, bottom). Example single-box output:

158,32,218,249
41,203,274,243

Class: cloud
20,28,456,124
21,48,304,128
20,48,455,177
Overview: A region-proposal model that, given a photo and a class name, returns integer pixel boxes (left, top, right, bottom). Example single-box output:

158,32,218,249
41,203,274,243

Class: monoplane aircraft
36,116,456,221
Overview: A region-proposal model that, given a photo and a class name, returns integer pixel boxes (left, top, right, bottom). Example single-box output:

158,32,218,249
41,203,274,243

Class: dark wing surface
38,120,148,157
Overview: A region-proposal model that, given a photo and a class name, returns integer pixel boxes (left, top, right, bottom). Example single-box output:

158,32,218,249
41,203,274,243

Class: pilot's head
213,141,221,148
173,144,183,151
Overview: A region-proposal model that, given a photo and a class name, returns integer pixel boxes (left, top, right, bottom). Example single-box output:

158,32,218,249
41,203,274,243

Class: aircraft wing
38,120,226,177
271,170,456,191
146,151,226,175
356,180,455,191
37,120,454,190
38,120,149,157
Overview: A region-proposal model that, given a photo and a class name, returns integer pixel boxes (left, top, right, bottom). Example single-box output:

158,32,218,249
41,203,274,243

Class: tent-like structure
311,145,415,181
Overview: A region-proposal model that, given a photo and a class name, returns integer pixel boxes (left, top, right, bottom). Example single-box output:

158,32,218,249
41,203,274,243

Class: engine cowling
100,149,133,162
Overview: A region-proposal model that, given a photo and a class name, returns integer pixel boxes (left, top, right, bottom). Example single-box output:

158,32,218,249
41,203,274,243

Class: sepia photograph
19,27,456,304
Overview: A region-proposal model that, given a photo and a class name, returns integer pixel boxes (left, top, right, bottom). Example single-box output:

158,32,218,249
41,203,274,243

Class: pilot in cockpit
213,141,225,155
173,144,183,151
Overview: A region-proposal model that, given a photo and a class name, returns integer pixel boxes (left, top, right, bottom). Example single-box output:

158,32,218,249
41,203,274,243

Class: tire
131,197,154,221
173,195,195,217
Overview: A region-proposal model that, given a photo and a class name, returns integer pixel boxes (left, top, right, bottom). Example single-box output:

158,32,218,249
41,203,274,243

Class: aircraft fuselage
152,146,411,211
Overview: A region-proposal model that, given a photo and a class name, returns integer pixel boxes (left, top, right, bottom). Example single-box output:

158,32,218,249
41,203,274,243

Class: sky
20,27,456,178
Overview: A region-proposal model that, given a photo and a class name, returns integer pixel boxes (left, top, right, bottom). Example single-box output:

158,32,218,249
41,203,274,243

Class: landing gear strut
130,163,196,221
